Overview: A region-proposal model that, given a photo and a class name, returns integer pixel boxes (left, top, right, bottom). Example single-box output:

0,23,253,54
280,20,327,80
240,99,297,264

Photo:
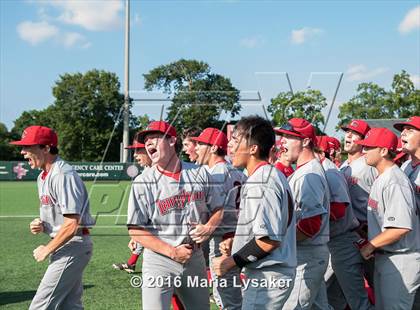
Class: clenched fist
30,218,44,235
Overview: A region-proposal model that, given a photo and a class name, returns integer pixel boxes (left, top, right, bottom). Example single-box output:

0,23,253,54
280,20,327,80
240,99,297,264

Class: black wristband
232,238,269,268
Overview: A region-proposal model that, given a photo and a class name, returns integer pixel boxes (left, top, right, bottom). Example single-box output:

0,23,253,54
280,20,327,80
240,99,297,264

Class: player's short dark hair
182,127,202,140
385,149,397,160
234,115,275,160
40,145,59,155
216,147,227,157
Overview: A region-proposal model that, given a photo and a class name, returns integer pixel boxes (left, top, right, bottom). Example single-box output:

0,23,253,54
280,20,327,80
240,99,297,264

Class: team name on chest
156,190,205,215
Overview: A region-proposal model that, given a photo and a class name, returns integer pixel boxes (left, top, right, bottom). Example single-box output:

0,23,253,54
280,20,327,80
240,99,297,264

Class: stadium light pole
122,0,130,163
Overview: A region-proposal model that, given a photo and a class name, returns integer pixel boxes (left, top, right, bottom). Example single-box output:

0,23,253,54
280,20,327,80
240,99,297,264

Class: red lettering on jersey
40,195,51,205
368,198,378,210
156,190,205,215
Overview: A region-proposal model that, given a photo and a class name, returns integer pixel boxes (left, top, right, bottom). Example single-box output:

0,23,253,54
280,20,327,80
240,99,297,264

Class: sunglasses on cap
279,123,302,136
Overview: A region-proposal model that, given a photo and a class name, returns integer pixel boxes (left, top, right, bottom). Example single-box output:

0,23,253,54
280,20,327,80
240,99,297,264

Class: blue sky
1,0,419,137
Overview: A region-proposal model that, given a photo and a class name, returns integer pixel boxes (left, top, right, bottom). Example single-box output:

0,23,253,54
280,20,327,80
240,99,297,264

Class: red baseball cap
136,121,177,143
10,126,58,147
316,136,330,152
191,128,228,151
355,127,398,151
341,120,370,137
125,142,145,149
275,118,316,144
327,137,341,151
393,116,420,132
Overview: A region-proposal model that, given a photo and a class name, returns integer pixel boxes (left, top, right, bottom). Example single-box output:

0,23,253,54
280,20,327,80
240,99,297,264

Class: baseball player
212,115,297,309
192,127,246,310
340,119,378,288
394,116,420,309
113,140,151,273
127,121,224,310
394,116,420,208
10,126,95,310
182,127,201,162
276,118,331,310
314,136,373,310
355,127,420,309
340,119,378,226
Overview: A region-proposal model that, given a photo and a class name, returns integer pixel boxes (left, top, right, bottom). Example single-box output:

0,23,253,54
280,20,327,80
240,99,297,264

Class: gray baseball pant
283,244,329,310
241,265,295,310
29,235,93,310
329,231,373,310
141,248,210,310
209,235,242,310
374,251,420,310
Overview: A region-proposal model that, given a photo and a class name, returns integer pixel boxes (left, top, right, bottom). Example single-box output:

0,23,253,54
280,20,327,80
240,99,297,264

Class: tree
0,123,21,160
12,70,136,162
143,59,240,132
12,107,57,137
338,70,419,128
268,89,328,132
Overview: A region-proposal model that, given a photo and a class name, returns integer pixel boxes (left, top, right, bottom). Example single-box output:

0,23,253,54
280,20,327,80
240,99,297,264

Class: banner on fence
0,161,143,181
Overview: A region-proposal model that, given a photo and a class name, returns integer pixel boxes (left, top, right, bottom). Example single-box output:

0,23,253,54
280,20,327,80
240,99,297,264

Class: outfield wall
0,161,143,181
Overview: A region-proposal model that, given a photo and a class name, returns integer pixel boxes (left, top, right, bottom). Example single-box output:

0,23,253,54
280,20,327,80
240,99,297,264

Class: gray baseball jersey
401,159,420,209
206,161,247,235
340,156,378,222
321,158,359,238
288,158,330,245
127,161,224,246
37,157,95,238
367,165,420,252
232,163,297,269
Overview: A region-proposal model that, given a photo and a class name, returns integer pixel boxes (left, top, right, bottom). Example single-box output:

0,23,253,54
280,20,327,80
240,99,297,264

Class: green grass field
0,181,218,309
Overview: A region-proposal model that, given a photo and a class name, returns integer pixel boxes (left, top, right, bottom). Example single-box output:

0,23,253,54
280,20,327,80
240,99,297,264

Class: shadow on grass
0,285,94,306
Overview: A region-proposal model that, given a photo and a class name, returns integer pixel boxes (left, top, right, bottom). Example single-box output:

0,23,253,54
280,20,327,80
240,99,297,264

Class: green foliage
338,70,419,128
11,70,136,161
268,89,327,132
143,59,240,132
0,123,21,160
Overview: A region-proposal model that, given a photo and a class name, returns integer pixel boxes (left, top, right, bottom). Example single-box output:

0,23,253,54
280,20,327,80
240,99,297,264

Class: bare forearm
206,208,224,234
129,228,174,258
370,228,410,249
45,223,78,254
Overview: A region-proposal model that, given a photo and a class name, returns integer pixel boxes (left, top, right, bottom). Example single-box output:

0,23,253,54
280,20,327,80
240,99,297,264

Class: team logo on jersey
156,190,205,215
40,195,52,205
367,198,378,210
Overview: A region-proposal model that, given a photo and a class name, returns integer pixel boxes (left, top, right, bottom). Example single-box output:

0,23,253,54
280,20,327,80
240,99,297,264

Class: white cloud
17,20,90,48
346,65,388,81
399,6,420,34
291,27,323,44
240,36,264,48
16,20,58,45
51,0,123,31
60,32,91,49
410,74,420,88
